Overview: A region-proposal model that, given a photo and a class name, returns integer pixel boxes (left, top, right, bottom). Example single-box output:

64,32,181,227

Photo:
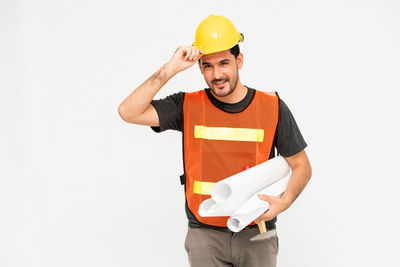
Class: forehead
200,50,234,64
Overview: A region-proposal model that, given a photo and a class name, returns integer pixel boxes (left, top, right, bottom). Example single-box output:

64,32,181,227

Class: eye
203,65,211,69
221,61,229,66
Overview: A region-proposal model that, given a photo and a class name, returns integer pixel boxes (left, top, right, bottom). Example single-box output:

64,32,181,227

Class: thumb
258,194,273,202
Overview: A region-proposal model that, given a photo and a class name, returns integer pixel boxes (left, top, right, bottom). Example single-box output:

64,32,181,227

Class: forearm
256,152,312,221
281,163,312,208
118,63,177,122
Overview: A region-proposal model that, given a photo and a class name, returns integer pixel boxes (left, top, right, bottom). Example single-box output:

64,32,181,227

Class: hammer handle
255,218,267,233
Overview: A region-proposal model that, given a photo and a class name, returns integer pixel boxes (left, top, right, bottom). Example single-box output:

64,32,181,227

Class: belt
206,224,260,233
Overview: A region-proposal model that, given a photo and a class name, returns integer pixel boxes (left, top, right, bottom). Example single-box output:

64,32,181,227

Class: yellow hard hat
193,15,244,55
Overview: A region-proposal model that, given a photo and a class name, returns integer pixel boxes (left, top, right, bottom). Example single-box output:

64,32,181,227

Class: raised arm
118,46,203,126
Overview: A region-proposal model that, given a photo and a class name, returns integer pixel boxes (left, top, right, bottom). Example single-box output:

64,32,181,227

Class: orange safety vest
183,89,280,227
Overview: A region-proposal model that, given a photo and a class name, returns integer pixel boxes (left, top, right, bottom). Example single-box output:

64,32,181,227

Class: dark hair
229,44,240,58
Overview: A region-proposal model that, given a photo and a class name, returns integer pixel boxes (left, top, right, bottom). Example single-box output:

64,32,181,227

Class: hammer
250,218,277,242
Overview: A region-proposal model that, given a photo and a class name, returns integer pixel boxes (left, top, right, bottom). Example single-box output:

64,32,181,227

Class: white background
1,0,400,266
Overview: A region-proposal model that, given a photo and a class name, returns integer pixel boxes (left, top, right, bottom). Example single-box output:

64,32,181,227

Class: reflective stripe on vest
194,125,265,142
193,181,215,195
183,90,279,227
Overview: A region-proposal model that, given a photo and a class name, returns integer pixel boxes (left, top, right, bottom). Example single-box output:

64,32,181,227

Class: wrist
163,62,180,77
280,193,294,210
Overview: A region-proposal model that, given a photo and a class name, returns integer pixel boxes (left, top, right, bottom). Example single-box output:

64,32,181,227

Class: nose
212,66,224,80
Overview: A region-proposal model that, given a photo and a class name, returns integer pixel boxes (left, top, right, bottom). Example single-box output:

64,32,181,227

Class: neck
211,81,247,104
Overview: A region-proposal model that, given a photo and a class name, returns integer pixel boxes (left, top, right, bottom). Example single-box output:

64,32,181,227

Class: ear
236,53,244,70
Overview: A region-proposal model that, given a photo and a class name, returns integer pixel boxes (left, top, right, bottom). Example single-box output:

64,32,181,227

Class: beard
209,71,239,98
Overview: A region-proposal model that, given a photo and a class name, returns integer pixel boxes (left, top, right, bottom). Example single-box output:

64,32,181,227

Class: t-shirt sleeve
276,99,308,157
150,92,184,132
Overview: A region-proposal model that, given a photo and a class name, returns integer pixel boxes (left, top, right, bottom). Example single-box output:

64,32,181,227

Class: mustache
211,78,229,84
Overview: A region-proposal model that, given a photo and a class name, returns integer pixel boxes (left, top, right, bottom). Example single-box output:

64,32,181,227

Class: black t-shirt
150,87,307,229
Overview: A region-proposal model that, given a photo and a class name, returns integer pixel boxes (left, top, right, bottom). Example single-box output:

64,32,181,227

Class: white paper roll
227,174,291,232
211,156,290,204
199,156,290,217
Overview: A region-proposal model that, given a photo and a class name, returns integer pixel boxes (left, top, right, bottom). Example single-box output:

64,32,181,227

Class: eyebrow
201,59,230,66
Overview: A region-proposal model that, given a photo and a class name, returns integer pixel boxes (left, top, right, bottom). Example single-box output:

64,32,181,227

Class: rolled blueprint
198,156,290,217
227,174,291,232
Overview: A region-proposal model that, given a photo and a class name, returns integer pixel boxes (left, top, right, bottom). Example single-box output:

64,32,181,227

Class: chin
212,89,227,97
210,84,232,97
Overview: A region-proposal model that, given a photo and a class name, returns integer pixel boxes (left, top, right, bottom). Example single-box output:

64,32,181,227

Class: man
119,15,312,267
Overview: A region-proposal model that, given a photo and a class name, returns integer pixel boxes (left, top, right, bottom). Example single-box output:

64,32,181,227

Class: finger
190,46,198,61
186,47,194,61
174,46,181,55
194,47,203,60
178,46,187,57
182,47,189,60
257,213,268,221
177,47,186,60
258,210,274,221
191,47,199,61
188,48,195,61
258,194,273,201
256,213,265,221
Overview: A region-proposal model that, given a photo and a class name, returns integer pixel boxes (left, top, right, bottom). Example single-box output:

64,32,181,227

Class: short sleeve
150,92,184,132
276,99,308,157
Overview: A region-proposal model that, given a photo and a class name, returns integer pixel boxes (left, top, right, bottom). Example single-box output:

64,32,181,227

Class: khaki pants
184,227,278,267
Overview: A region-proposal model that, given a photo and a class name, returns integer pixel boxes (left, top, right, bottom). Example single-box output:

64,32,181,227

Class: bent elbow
118,103,134,123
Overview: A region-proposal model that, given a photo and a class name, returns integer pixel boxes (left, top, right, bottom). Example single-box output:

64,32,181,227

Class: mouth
212,79,229,88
